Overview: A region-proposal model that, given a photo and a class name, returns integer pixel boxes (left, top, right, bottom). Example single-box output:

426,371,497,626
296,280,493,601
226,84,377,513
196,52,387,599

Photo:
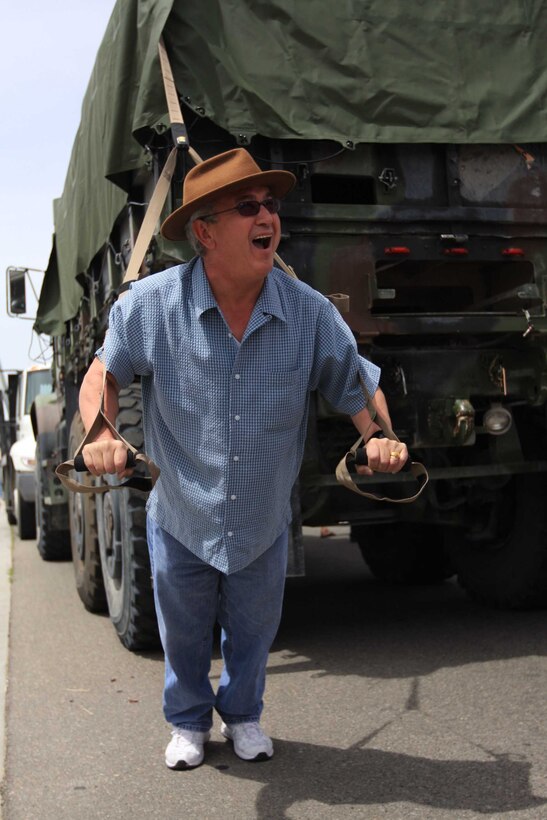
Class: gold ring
390,451,400,459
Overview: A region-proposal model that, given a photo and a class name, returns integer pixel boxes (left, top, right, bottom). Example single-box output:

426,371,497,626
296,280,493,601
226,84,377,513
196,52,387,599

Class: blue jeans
146,518,288,731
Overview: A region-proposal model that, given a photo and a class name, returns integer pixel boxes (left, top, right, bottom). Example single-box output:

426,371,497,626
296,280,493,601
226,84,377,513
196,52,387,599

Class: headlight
483,404,512,436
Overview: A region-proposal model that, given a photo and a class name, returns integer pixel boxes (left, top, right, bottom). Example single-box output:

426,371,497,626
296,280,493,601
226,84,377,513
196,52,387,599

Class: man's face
199,185,281,281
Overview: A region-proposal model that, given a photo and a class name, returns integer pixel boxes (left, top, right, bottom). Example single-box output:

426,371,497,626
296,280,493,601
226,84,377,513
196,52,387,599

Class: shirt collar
256,269,286,322
192,257,286,323
192,257,218,318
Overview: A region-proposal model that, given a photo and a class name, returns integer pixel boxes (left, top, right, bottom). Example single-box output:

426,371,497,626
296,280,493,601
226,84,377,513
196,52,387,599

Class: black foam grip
74,449,136,473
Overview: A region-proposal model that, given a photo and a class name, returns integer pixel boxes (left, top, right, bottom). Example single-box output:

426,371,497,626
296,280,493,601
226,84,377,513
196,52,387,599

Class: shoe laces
171,728,204,746
236,722,266,741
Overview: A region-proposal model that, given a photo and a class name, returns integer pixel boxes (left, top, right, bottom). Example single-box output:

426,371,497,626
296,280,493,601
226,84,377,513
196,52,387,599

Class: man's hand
351,388,408,476
79,358,131,479
355,436,409,476
81,437,134,479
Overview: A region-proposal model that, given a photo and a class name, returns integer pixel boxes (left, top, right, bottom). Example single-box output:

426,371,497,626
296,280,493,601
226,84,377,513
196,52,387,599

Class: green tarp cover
36,0,547,335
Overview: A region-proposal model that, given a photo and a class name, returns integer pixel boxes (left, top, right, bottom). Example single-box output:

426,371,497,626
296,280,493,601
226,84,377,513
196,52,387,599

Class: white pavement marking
0,499,13,820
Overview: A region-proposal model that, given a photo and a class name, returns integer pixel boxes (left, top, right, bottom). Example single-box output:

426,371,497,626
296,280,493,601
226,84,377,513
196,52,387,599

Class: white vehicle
1,366,52,539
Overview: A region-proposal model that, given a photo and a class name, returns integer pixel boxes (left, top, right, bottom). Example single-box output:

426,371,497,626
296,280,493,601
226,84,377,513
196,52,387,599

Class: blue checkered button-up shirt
101,258,380,573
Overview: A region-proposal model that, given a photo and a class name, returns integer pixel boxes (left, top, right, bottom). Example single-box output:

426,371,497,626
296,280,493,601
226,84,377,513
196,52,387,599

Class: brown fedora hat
160,148,296,241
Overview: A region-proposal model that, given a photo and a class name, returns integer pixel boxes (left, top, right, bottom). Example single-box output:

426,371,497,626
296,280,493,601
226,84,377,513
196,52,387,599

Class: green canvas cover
35,0,547,335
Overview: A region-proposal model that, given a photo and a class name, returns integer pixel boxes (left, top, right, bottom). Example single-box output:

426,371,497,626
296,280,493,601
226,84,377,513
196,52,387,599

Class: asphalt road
2,521,547,820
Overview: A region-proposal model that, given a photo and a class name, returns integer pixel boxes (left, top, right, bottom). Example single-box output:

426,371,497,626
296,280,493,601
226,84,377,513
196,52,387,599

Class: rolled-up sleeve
310,301,380,415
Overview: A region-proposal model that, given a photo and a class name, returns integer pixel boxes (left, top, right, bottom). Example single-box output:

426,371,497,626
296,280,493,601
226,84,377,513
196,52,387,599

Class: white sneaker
165,728,210,770
221,721,273,761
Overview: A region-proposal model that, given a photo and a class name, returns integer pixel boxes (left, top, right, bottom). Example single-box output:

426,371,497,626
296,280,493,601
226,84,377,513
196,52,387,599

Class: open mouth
252,235,272,250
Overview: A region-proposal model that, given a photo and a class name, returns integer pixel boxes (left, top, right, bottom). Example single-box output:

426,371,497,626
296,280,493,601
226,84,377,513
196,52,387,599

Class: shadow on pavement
210,736,546,819
273,538,547,682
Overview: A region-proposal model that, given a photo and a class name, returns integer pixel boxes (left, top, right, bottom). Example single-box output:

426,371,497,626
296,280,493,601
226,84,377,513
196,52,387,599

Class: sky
0,1,117,376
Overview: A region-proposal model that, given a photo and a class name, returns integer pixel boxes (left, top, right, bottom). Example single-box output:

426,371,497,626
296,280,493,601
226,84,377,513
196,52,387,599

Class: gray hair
185,207,218,256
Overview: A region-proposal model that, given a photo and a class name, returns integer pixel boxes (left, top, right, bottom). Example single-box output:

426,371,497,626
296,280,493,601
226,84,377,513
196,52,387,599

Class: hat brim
160,169,296,241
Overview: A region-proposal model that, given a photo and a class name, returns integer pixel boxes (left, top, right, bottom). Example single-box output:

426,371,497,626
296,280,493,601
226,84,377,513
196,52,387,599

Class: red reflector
502,248,525,256
444,247,469,256
384,246,410,255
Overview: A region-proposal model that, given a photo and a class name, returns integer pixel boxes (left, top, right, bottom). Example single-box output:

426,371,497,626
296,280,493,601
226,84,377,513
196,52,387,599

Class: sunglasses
199,197,281,220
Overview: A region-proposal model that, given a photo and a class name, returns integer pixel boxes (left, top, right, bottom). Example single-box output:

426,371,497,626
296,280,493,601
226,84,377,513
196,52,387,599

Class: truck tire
68,412,107,612
449,473,547,608
354,524,454,584
35,432,71,561
3,465,16,525
96,386,159,650
16,489,36,540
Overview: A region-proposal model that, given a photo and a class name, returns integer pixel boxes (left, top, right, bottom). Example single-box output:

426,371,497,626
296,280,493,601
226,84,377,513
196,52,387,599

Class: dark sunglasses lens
237,201,261,216
236,198,280,216
265,198,280,214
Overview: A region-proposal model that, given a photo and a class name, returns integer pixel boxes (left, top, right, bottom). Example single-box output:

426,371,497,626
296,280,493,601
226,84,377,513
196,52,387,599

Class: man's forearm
79,356,120,439
351,386,391,440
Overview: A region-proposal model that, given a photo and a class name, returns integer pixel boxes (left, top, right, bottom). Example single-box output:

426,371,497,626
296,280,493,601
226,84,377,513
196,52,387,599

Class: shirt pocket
259,369,305,432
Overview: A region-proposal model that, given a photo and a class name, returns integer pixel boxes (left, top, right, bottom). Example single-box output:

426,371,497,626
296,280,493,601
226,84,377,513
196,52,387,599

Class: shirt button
233,456,239,462
234,415,241,421
227,531,234,537
234,374,241,380
230,494,237,500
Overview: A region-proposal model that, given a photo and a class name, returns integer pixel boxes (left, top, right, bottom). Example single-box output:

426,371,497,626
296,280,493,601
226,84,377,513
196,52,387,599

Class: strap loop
56,366,160,494
333,375,429,503
335,436,429,504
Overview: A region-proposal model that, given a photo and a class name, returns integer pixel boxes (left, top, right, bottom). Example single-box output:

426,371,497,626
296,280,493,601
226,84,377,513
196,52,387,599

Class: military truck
10,0,547,649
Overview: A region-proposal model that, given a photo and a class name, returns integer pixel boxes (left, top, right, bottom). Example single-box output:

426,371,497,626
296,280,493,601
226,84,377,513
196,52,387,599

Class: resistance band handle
56,400,160,495
336,438,429,503
73,449,137,473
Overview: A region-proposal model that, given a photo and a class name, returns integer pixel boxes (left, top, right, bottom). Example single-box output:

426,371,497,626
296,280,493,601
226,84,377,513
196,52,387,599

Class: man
79,148,407,770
